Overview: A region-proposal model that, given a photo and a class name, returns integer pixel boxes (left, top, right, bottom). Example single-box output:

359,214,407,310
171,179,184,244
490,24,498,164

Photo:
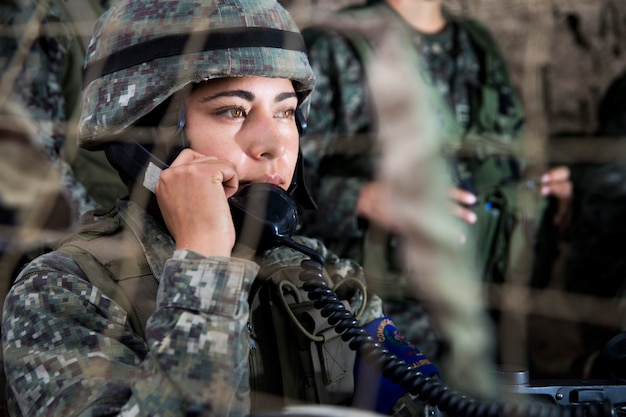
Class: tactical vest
54,210,360,412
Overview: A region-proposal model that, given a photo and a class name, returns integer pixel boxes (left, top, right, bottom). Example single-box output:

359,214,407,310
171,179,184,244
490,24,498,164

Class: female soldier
1,0,440,416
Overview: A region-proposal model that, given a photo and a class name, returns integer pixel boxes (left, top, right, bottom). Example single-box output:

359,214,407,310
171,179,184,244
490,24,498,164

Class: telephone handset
104,140,324,263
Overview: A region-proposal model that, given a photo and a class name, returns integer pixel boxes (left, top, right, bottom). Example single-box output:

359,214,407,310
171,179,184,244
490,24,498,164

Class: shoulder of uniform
76,205,121,234
54,205,125,262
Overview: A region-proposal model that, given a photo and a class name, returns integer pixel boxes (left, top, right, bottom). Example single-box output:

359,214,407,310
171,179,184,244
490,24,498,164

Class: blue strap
354,317,441,414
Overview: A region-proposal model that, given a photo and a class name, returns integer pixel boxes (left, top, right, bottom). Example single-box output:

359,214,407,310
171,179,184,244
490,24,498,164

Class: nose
242,112,288,160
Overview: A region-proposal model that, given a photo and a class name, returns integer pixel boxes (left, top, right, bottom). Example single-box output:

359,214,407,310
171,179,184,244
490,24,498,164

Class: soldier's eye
276,108,295,119
230,107,245,118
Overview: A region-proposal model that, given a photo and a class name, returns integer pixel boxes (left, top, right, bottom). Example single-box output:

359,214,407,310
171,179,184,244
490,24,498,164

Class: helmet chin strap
288,149,317,211
286,107,317,211
159,91,189,165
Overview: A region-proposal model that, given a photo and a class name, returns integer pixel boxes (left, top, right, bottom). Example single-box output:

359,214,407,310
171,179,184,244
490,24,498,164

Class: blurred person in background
299,0,573,366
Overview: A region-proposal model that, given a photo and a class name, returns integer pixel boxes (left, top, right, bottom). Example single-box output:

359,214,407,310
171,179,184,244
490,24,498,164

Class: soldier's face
184,76,300,190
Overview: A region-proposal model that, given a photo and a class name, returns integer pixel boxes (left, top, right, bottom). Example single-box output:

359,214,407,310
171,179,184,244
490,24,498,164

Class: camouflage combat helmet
78,0,316,148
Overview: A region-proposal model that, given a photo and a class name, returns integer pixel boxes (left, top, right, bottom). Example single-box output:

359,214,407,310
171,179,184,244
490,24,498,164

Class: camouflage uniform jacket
2,198,437,417
299,2,525,266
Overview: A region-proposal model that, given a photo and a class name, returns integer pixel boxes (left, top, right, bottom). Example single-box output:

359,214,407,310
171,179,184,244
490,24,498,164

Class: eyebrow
199,90,297,103
276,92,297,102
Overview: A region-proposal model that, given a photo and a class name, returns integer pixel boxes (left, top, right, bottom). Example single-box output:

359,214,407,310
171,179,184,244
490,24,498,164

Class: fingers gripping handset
105,141,322,262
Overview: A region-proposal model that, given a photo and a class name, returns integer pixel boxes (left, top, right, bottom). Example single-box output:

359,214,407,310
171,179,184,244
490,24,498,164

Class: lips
238,174,285,191
264,174,284,187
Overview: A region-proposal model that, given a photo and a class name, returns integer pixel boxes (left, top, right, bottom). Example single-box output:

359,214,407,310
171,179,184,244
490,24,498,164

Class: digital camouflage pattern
299,1,526,359
2,199,257,416
0,0,126,214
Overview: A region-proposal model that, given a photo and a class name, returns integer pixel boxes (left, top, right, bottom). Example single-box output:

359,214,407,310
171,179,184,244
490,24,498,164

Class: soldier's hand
540,165,572,227
155,148,239,257
449,187,477,225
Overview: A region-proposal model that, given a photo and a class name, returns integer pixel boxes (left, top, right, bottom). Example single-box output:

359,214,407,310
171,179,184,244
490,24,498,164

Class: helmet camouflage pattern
78,0,316,148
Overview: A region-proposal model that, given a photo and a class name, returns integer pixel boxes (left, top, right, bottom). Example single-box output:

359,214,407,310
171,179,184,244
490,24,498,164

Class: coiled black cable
298,259,614,417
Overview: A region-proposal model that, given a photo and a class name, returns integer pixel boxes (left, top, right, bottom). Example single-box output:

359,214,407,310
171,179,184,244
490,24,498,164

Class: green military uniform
299,1,526,360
